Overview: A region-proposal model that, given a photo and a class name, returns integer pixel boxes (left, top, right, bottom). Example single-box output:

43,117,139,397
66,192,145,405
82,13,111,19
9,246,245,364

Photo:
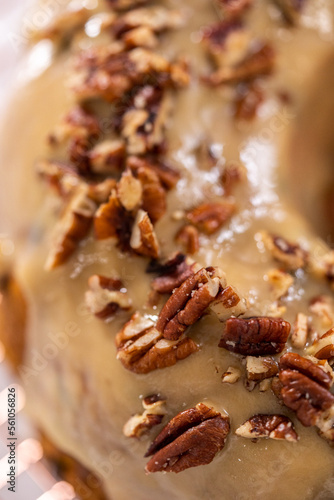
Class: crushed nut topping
309,295,334,328
116,313,198,374
266,268,294,300
85,275,132,319
246,356,279,382
219,317,291,356
127,156,180,190
149,254,200,294
157,267,227,340
88,139,126,174
272,0,306,25
36,160,80,198
222,366,241,384
45,185,97,270
291,312,309,349
279,353,334,439
145,403,230,473
130,209,160,258
235,414,298,442
186,201,236,235
136,165,166,223
308,328,334,361
175,225,200,255
260,231,308,271
123,395,166,438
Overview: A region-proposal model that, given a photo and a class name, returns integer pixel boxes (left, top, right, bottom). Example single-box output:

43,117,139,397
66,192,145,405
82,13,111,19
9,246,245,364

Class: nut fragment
130,210,160,259
85,275,132,319
246,356,278,381
150,254,200,294
291,313,309,349
127,156,180,190
272,0,306,25
219,317,290,356
266,268,294,300
309,250,334,289
309,295,334,328
221,162,246,196
222,366,241,384
117,169,143,211
45,185,96,270
123,395,166,438
30,6,91,43
308,328,334,360
209,285,248,321
235,414,298,442
175,225,200,255
233,82,264,121
157,267,226,340
260,231,308,271
145,403,230,473
136,166,166,223
116,313,198,374
186,201,236,235
88,140,126,174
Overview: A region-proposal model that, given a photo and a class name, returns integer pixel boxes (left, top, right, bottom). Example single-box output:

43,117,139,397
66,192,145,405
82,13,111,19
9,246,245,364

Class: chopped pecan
85,275,132,319
145,403,230,473
127,156,180,190
45,185,96,270
233,82,264,121
279,353,334,431
221,162,246,196
186,201,236,235
123,395,166,438
291,313,309,349
36,160,80,197
30,6,91,43
309,295,334,328
309,250,334,289
246,356,278,381
136,165,166,223
88,140,126,174
117,169,143,211
219,317,290,356
175,225,200,255
260,231,308,271
157,267,226,340
122,26,158,49
214,0,253,18
150,254,200,294
116,313,198,374
130,210,160,259
88,179,117,204
235,414,298,442
209,285,247,321
222,366,241,383
202,19,247,67
308,328,334,360
266,268,294,300
272,0,306,25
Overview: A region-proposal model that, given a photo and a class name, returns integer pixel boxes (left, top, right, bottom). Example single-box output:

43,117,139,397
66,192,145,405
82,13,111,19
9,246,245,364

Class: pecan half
279,353,334,430
127,156,180,190
116,313,198,374
145,403,230,473
291,312,309,349
235,414,298,442
150,254,200,294
219,317,290,356
308,328,334,360
261,231,308,271
85,275,132,319
246,356,279,381
45,185,96,270
186,201,236,235
123,395,166,438
130,209,160,259
157,267,226,340
175,225,200,255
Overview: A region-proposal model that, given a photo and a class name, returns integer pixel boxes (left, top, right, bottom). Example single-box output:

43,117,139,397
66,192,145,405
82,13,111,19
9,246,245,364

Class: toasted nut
260,231,308,271
266,268,294,300
209,285,247,321
235,414,298,442
214,0,253,18
88,179,117,205
259,378,272,392
85,275,132,319
36,159,80,197
30,7,91,43
157,267,226,340
88,140,126,174
130,210,160,259
175,225,200,255
116,313,198,374
219,317,290,356
117,169,143,212
309,251,334,289
150,254,200,294
202,19,249,68
291,313,309,349
309,328,334,360
136,166,166,223
122,26,158,49
112,6,184,37
127,156,180,190
309,296,334,328
222,366,241,383
246,356,278,381
272,0,306,25
45,185,96,270
186,201,236,235
280,352,333,389
123,395,166,438
145,403,230,473
234,82,264,121
221,162,246,196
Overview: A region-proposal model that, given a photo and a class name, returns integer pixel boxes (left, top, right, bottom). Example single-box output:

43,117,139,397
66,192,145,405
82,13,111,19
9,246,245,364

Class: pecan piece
291,313,309,349
222,366,241,383
37,160,80,198
88,140,126,174
272,0,306,25
309,250,334,289
309,295,334,328
266,268,294,300
127,156,180,190
308,328,334,360
221,162,246,196
136,166,166,223
117,169,143,211
186,201,236,235
145,403,230,473
209,285,247,321
45,185,96,270
175,225,200,255
85,275,132,319
123,395,166,438
157,267,226,340
260,231,308,271
30,6,91,43
279,353,334,429
116,313,198,374
150,254,200,294
130,210,160,259
246,356,279,381
219,317,290,356
233,82,264,121
235,414,298,442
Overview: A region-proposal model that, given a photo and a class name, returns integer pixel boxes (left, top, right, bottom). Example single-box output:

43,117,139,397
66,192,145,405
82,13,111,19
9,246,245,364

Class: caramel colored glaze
1,1,334,499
